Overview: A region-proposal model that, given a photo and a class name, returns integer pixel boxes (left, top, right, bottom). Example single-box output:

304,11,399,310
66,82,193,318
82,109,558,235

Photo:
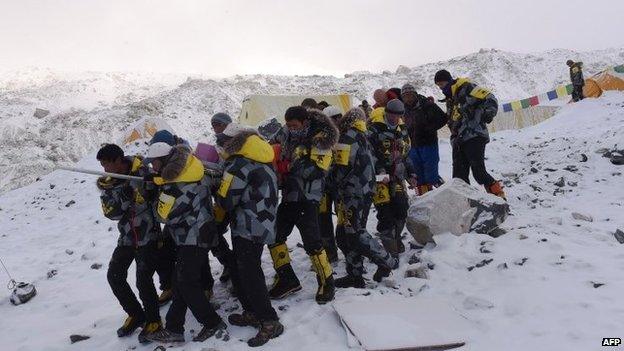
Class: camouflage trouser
373,181,409,256
335,195,396,277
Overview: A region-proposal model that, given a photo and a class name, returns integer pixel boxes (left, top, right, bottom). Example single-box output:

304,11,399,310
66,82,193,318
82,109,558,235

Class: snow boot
380,232,399,259
158,289,173,306
193,321,228,342
373,266,392,282
268,243,302,299
145,328,184,343
138,321,162,344
334,275,366,289
228,311,260,327
117,315,145,337
486,181,507,201
247,320,284,347
310,249,335,304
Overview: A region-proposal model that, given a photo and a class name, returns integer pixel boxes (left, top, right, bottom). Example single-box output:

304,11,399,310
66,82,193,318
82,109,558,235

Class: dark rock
405,267,428,279
591,282,605,288
563,165,578,172
65,249,74,255
580,154,588,162
475,259,493,268
33,108,50,119
49,184,56,189
479,246,492,254
408,254,421,265
544,168,558,172
530,167,539,174
65,200,76,208
514,257,529,266
47,269,58,279
554,177,565,187
90,263,102,270
69,335,90,344
572,212,593,222
427,263,435,270
614,229,624,244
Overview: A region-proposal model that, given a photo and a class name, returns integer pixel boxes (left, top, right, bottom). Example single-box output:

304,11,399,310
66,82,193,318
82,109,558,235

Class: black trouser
318,193,337,258
452,137,496,186
136,242,162,323
211,233,234,269
165,246,222,333
107,244,160,323
375,186,409,245
155,235,175,291
572,84,584,102
230,236,278,321
275,200,323,254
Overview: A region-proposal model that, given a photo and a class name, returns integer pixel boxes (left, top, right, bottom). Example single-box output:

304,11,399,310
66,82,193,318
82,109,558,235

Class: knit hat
434,69,453,84
401,83,417,97
211,112,233,125
323,105,342,119
150,130,176,146
385,99,405,115
566,60,574,66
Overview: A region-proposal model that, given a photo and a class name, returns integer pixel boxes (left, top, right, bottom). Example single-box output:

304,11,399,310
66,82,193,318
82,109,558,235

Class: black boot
247,320,284,347
145,328,184,343
373,266,392,282
310,249,335,304
193,321,229,342
157,289,173,306
268,265,302,300
335,275,366,289
219,266,231,283
268,243,302,300
116,315,145,337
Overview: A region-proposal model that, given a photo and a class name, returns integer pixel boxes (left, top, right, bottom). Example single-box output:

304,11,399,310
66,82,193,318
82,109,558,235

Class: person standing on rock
329,107,398,288
268,106,338,304
214,123,284,347
96,144,164,342
143,141,227,344
433,69,506,200
401,83,448,195
567,60,585,102
368,99,416,259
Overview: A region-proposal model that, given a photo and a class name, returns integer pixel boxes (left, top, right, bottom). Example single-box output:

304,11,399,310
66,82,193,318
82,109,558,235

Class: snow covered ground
1,47,623,194
1,91,623,350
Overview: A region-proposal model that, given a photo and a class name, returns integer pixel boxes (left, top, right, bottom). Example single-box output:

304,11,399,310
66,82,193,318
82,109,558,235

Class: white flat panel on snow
334,296,473,351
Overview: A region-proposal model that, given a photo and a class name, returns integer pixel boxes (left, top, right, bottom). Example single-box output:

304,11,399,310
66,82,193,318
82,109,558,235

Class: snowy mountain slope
1,47,623,195
0,92,623,351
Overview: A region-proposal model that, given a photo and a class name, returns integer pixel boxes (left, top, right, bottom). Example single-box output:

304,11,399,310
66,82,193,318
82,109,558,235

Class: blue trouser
408,144,441,186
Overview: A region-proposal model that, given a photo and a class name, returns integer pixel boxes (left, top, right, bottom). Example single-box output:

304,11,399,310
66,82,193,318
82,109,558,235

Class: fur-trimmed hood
156,145,204,184
223,130,274,163
338,107,367,134
307,108,339,150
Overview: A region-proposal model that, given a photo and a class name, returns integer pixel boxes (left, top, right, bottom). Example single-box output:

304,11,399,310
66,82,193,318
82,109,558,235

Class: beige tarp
238,94,353,126
121,117,175,145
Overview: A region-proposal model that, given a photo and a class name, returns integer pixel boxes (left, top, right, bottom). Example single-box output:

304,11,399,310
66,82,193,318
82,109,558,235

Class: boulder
406,178,509,245
33,108,50,118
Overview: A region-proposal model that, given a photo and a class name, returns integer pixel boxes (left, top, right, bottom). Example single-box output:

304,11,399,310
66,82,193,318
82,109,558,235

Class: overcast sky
1,0,622,77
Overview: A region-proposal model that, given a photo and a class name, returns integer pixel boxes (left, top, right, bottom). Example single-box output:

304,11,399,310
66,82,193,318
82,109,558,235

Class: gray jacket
446,78,498,145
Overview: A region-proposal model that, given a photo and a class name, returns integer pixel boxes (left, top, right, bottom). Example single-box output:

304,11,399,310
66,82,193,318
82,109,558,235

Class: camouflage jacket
98,156,160,247
329,109,376,199
215,130,278,245
367,109,413,182
279,109,339,203
153,146,217,248
570,62,585,87
446,78,498,145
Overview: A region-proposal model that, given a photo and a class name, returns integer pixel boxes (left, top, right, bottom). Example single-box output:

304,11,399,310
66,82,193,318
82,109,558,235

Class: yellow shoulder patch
333,143,351,166
157,192,175,220
469,86,491,99
217,172,234,198
310,147,333,171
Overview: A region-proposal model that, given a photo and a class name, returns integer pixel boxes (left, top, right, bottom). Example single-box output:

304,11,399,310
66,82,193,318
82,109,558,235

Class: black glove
143,174,156,182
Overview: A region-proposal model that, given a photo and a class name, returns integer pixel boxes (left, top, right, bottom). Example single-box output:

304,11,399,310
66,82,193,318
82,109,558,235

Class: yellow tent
584,64,624,98
238,94,353,126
